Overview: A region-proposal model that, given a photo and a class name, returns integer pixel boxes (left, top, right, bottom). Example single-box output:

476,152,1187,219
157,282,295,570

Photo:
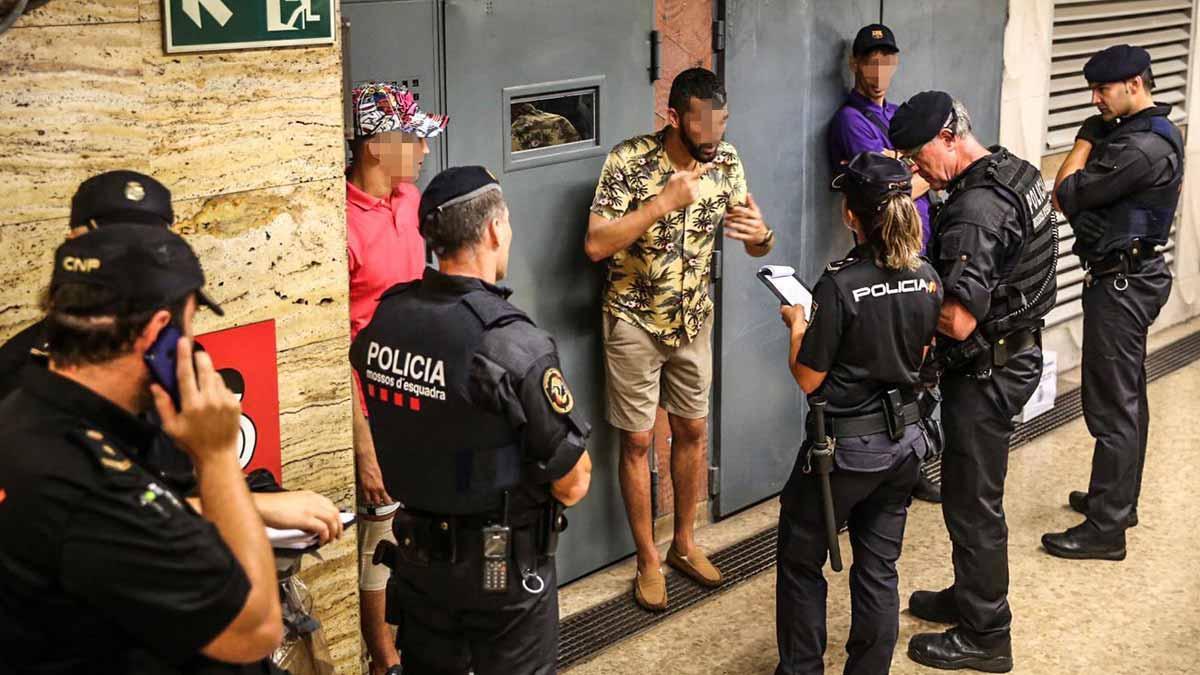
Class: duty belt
826,401,921,438
1084,240,1162,287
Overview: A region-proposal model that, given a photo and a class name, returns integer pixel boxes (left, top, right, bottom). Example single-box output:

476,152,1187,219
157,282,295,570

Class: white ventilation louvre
1047,0,1194,153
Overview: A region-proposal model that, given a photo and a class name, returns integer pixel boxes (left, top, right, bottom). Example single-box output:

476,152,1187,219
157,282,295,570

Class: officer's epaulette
379,279,420,301
825,257,861,275
66,427,138,480
463,290,533,330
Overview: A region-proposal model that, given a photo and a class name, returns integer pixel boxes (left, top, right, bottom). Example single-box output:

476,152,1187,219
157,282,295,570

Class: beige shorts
603,312,713,432
357,511,397,592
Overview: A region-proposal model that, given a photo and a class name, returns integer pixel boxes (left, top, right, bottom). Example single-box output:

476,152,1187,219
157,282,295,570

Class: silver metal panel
714,0,1009,517
442,0,654,582
715,0,880,517
883,0,1008,147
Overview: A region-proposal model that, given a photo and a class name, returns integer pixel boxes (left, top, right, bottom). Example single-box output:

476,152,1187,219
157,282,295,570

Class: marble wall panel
0,219,62,335
142,21,346,202
0,23,148,225
17,0,139,27
0,12,359,671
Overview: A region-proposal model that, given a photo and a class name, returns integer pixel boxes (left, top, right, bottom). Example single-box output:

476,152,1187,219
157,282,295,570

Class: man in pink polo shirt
346,81,447,675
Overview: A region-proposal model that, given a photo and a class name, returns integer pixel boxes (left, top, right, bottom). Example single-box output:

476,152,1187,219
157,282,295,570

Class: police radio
482,493,511,593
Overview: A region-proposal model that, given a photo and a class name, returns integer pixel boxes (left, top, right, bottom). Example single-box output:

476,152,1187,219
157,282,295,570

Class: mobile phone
145,326,205,411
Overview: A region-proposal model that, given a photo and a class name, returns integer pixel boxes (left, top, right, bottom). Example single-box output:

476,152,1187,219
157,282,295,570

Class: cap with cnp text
418,165,503,228
69,170,174,228
888,90,956,152
50,225,224,316
853,24,898,57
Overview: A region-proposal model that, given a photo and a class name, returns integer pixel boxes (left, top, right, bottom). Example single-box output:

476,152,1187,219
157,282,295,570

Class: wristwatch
757,228,776,247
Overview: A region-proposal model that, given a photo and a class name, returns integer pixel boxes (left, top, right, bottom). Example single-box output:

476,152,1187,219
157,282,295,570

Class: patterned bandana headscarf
352,81,449,139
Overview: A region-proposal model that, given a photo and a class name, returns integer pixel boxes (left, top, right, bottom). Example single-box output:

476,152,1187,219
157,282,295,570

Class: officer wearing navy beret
774,152,942,674
890,92,1057,672
0,224,289,672
1045,45,1181,560
350,166,593,674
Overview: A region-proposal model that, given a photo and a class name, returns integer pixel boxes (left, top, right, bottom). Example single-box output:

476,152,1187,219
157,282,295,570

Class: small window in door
510,89,598,153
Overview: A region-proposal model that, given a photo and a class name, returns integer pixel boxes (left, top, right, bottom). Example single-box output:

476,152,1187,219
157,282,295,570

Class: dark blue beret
1083,44,1151,84
888,90,955,151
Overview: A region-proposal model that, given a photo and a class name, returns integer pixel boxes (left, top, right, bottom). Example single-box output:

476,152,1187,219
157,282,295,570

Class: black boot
1068,491,1137,527
908,627,1013,673
908,587,959,624
1042,521,1126,561
913,474,942,503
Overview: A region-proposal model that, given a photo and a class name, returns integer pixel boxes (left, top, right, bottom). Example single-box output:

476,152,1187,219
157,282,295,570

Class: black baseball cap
832,152,912,206
418,165,503,228
889,90,956,151
853,24,898,57
50,224,224,316
1083,44,1152,85
69,170,174,228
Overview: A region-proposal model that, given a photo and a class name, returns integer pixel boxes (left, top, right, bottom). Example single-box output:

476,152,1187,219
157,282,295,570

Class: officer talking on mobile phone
351,166,593,675
774,152,942,675
0,225,287,672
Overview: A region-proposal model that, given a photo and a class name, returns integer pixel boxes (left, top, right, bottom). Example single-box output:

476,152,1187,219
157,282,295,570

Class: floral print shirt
590,129,748,347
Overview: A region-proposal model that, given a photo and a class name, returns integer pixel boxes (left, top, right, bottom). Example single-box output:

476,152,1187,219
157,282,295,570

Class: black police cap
1083,44,1151,85
418,165,503,226
69,170,174,228
853,24,898,57
50,224,223,316
831,152,912,206
889,90,955,151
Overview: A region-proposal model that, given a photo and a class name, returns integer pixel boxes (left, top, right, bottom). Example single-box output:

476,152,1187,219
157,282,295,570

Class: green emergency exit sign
164,0,335,54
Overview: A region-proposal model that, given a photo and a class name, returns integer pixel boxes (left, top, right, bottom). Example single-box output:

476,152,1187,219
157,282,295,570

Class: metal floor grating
558,329,1200,671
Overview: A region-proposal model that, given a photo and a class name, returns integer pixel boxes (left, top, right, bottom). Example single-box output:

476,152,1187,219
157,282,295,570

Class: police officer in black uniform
1043,45,1180,559
0,170,175,402
775,152,942,675
351,166,593,675
889,92,1057,673
0,225,286,673
0,172,343,543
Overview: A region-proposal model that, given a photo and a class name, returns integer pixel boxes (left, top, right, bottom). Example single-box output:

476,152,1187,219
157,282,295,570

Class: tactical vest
352,281,528,515
1084,112,1184,256
940,148,1059,337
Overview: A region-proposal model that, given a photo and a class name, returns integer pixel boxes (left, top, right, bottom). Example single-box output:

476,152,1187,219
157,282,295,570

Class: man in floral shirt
586,68,774,611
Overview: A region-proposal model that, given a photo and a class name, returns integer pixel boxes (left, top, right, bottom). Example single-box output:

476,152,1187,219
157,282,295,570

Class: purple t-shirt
828,89,932,248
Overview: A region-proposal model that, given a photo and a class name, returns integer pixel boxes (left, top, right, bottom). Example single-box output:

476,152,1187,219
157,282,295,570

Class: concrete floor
566,354,1200,674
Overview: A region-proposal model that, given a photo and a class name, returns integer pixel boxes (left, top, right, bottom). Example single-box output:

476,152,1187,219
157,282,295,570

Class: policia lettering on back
349,165,590,674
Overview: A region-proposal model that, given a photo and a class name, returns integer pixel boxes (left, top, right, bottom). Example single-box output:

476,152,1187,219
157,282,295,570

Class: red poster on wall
197,319,282,482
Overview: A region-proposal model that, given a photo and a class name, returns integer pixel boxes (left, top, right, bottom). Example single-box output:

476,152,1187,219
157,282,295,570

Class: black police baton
809,398,843,572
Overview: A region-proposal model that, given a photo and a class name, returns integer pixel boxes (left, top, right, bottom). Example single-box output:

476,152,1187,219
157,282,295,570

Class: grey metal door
713,0,881,517
441,0,655,582
883,0,1007,147
713,0,1007,517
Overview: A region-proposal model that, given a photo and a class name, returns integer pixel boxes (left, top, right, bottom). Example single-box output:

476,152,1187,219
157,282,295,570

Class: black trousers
776,452,921,675
386,528,558,675
939,347,1042,643
1081,257,1172,534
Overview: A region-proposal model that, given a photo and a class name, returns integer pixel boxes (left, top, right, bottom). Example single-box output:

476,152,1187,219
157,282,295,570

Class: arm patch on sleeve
542,367,574,414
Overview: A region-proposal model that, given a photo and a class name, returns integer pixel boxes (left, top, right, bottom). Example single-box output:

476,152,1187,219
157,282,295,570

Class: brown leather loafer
634,567,667,611
666,545,723,587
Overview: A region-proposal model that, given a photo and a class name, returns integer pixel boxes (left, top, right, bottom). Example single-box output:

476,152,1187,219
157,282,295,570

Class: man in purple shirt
827,24,941,504
828,23,932,247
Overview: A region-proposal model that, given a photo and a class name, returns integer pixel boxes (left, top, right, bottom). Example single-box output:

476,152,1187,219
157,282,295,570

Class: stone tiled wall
0,2,359,670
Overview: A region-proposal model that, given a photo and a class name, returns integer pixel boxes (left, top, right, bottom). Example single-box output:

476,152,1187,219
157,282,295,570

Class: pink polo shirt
346,180,427,339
